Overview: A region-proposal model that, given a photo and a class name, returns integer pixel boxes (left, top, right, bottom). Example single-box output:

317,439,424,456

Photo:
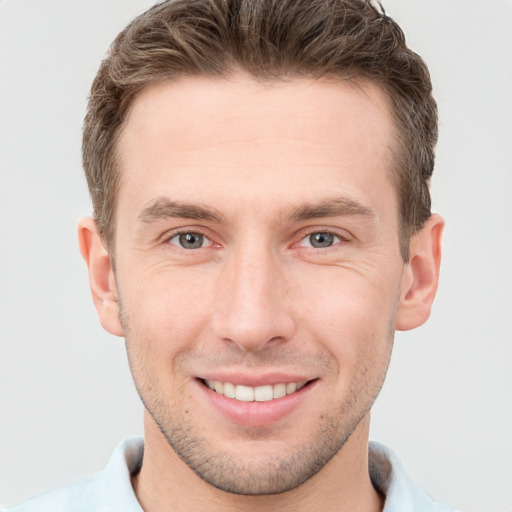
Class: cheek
119,264,216,362
298,264,400,328
120,273,208,405
295,267,398,366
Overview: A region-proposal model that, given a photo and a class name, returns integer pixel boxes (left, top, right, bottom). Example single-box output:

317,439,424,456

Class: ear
78,217,124,337
395,214,444,331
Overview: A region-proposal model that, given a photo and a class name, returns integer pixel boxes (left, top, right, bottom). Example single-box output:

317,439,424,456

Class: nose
211,244,296,352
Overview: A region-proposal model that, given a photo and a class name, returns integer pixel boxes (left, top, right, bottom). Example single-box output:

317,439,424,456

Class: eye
168,232,212,250
300,232,342,248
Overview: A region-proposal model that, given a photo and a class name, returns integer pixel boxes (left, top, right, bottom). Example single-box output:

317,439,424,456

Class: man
7,0,452,510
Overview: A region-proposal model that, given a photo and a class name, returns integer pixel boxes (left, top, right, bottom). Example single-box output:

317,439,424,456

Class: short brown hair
83,0,437,260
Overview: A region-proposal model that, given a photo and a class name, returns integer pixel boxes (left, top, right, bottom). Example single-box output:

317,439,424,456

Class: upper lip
196,372,316,387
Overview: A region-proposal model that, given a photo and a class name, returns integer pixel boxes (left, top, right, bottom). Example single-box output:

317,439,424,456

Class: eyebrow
286,197,376,222
138,197,225,223
138,196,376,225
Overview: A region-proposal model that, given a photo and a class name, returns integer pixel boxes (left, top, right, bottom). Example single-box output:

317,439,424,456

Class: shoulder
369,441,457,512
4,437,144,512
4,473,106,512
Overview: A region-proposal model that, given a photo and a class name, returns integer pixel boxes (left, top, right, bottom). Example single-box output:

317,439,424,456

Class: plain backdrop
1,0,511,510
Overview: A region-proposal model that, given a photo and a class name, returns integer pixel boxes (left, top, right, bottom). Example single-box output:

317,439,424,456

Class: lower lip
196,380,316,427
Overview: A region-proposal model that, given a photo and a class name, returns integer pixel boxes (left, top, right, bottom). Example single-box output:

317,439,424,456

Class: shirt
5,438,456,512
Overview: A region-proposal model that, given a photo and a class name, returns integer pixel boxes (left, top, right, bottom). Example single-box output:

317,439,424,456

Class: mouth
201,379,311,402
197,376,318,427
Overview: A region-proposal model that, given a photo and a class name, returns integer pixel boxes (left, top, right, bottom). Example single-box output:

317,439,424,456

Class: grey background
1,0,511,510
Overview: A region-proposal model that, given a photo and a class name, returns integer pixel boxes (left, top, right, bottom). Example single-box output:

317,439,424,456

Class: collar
18,437,452,512
104,438,455,511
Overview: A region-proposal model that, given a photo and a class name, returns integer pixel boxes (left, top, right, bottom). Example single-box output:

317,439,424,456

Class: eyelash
163,230,216,251
161,227,351,252
294,227,351,251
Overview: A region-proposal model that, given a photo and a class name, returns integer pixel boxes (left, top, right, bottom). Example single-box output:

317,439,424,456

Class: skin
79,76,443,512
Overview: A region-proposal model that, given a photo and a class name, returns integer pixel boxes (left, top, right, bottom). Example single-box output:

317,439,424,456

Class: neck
132,412,383,512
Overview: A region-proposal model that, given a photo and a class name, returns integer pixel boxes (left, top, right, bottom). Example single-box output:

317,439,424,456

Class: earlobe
78,217,124,337
395,214,444,331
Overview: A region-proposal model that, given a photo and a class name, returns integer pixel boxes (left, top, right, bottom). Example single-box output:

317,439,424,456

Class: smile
203,379,308,402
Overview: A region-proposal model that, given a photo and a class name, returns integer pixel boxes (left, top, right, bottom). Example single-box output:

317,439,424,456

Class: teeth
286,382,297,394
204,380,307,401
273,383,287,399
235,385,254,402
254,385,273,402
223,381,235,398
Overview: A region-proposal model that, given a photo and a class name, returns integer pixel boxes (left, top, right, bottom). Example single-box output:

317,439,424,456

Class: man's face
111,77,409,494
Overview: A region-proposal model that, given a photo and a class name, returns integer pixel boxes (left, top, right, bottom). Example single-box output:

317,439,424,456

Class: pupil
310,232,334,248
179,233,203,249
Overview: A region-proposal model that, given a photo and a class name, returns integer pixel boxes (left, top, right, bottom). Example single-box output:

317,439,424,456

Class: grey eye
308,232,337,248
169,232,208,249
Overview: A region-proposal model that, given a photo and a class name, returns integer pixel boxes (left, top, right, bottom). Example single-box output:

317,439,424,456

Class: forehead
122,75,395,151
116,76,398,217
